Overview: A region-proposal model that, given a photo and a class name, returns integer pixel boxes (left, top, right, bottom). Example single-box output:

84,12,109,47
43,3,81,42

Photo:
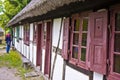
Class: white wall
42,49,45,73
51,52,63,80
52,18,63,49
65,66,89,80
51,18,64,80
30,23,34,62
33,45,37,66
21,25,24,55
39,19,64,75
93,72,103,80
12,23,38,67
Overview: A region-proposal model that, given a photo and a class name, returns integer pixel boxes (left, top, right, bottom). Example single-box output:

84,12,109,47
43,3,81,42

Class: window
69,13,89,69
33,23,37,43
24,24,30,45
16,26,19,42
108,8,120,80
113,13,120,74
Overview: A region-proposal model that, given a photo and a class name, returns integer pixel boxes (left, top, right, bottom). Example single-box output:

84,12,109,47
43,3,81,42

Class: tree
0,0,31,30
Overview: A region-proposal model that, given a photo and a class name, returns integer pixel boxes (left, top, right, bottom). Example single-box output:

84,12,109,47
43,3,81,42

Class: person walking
5,32,11,53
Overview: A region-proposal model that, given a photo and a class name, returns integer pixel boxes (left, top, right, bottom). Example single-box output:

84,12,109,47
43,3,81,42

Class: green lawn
0,50,44,80
0,50,32,80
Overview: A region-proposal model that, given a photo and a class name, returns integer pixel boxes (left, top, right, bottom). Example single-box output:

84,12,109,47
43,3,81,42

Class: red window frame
24,24,30,45
69,12,89,69
108,6,120,80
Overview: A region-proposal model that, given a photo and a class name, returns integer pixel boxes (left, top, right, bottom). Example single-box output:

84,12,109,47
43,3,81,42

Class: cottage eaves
7,0,83,27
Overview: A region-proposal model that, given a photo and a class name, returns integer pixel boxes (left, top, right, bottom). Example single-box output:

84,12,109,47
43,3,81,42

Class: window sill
24,42,29,46
69,59,88,70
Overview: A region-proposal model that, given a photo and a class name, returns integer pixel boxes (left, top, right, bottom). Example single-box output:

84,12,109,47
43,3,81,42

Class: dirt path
0,48,22,80
0,67,22,80
0,48,44,80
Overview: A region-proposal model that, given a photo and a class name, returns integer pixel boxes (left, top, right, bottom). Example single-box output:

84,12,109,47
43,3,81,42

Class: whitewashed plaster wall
65,66,89,80
52,18,63,49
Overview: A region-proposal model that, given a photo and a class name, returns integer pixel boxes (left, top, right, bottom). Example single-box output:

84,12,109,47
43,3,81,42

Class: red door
89,11,108,74
44,22,52,77
36,24,42,66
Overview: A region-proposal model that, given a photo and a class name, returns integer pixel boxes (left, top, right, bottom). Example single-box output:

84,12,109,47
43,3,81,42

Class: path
0,48,44,80
0,67,21,80
0,48,22,80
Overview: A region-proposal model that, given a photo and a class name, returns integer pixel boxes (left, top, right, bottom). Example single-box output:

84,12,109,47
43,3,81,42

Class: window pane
115,13,120,31
74,19,80,31
72,47,78,59
82,18,88,31
17,27,19,38
81,48,86,61
82,33,87,46
114,54,120,73
114,34,120,52
73,33,79,45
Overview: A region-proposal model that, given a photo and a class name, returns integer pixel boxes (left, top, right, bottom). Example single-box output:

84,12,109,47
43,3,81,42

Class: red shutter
89,11,108,74
62,18,70,60
44,22,52,76
36,24,42,66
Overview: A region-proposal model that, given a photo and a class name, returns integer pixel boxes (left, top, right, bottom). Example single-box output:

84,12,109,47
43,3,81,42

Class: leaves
0,0,31,30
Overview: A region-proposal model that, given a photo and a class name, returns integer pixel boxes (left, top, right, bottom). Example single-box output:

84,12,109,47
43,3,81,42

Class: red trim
89,11,108,75
62,18,70,60
44,21,52,77
36,23,43,66
108,5,120,80
24,24,30,45
69,13,89,70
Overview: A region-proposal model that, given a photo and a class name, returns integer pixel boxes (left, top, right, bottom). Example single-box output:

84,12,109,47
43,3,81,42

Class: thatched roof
7,0,84,26
7,0,117,27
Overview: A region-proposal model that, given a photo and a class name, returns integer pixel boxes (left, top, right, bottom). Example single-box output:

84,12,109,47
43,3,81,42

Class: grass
0,50,32,80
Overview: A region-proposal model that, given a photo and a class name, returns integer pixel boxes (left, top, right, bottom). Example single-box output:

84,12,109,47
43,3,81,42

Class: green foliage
0,0,31,30
0,50,22,67
0,50,32,79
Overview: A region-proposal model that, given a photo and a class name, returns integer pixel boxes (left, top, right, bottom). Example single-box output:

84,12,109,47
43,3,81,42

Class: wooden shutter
89,11,108,74
36,24,42,66
62,18,70,60
44,22,52,76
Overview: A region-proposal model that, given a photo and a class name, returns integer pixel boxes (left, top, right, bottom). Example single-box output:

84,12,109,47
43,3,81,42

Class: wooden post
62,60,66,80
89,71,93,80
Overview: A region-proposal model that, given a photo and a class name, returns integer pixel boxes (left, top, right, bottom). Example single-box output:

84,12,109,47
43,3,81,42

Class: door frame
44,21,52,77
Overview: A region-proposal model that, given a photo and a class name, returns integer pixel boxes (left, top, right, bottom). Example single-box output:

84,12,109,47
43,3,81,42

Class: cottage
7,0,120,80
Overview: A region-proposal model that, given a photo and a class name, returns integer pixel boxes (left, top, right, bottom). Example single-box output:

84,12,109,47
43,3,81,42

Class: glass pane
114,54,120,73
114,34,120,52
82,33,87,46
115,13,120,31
81,48,86,61
82,18,88,31
72,47,78,59
17,27,19,38
74,19,80,31
73,33,79,45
